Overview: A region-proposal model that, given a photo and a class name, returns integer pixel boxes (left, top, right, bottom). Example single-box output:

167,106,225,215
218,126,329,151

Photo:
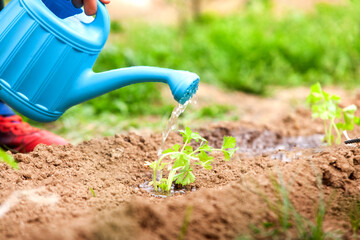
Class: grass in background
99,0,360,95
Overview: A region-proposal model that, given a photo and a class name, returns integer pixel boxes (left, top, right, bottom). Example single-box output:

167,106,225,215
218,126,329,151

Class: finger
71,0,83,8
83,0,97,16
100,0,111,4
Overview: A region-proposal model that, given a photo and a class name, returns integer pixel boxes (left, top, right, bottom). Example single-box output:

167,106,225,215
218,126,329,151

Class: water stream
157,97,196,156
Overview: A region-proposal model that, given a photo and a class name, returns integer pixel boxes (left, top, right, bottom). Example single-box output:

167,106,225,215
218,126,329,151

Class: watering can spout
67,66,200,109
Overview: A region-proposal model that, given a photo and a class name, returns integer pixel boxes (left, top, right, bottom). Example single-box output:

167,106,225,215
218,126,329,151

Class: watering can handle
86,0,110,31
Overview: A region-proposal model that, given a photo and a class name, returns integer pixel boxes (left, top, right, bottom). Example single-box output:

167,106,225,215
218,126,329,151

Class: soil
2,86,360,239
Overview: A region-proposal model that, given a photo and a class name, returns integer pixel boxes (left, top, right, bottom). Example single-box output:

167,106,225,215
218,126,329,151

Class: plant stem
153,165,158,191
327,121,333,145
192,147,223,155
323,120,327,142
165,140,187,192
178,205,193,240
166,169,177,192
181,139,189,152
158,152,177,162
153,152,179,190
331,119,341,144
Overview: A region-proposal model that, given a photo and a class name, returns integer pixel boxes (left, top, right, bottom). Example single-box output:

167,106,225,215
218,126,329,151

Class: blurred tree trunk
191,0,202,20
167,0,203,31
176,0,188,32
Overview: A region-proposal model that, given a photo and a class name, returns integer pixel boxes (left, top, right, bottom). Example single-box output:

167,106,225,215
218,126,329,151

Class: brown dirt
2,89,360,239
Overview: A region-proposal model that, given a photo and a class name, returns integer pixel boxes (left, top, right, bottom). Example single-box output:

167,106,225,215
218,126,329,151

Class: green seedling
178,205,193,240
146,127,238,193
89,187,96,197
307,82,360,145
0,149,18,169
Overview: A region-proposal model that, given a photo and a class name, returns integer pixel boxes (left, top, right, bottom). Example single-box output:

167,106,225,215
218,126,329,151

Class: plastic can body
0,0,109,122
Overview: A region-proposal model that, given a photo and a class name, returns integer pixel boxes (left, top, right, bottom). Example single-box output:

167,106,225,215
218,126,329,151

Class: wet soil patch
198,124,324,157
138,181,195,198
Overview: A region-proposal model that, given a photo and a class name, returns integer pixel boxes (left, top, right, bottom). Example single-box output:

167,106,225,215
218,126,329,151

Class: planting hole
138,181,196,198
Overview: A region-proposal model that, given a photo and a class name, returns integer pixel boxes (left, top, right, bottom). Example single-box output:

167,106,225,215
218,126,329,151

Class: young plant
89,187,96,197
0,150,18,169
307,82,360,145
146,127,238,193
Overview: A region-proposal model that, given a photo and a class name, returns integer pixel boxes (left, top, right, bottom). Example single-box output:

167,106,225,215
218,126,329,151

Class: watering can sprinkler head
167,71,200,105
0,0,200,122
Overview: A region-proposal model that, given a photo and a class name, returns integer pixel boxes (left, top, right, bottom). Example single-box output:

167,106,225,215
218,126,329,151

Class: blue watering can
0,0,199,122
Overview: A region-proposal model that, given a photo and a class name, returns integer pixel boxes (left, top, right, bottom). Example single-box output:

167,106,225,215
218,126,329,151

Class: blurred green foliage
181,104,235,120
97,1,360,97
197,104,234,118
110,21,124,33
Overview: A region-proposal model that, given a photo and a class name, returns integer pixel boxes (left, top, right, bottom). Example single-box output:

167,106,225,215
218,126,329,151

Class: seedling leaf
179,127,193,143
198,151,214,170
173,154,190,169
198,151,214,162
184,145,194,155
0,150,18,169
355,116,360,126
223,149,237,161
180,127,206,143
198,142,212,152
163,144,181,154
222,136,237,149
145,161,157,169
190,131,206,143
175,168,196,186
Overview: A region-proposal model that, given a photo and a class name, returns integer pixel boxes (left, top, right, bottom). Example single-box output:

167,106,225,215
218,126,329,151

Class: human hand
71,0,110,16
